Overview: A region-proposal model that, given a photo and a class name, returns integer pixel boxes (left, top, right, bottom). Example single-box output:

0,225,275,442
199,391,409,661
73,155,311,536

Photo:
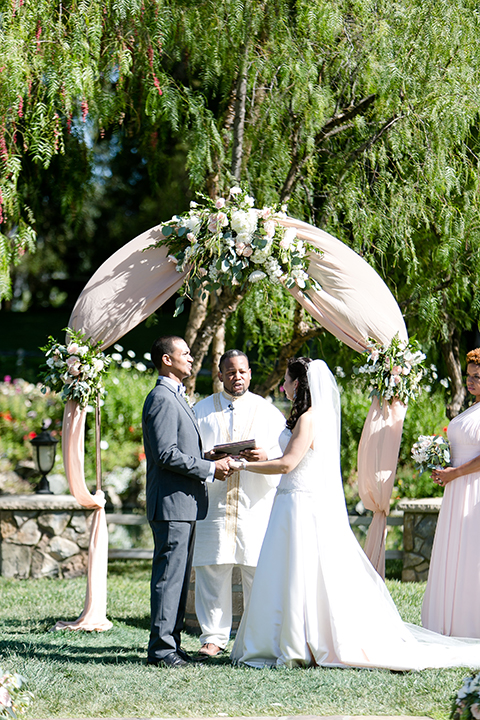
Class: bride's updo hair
286,356,312,431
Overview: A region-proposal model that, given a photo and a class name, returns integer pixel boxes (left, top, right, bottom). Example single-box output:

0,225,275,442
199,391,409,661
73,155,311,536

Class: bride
229,357,480,670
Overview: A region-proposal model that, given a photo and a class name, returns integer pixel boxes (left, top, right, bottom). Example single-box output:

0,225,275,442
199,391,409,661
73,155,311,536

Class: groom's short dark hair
151,335,185,371
218,349,249,371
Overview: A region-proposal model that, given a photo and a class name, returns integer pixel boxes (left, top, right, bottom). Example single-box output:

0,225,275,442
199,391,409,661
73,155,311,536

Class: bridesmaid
422,348,480,638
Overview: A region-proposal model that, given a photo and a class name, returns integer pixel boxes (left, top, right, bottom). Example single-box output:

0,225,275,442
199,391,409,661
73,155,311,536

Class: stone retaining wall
0,495,93,579
397,497,442,582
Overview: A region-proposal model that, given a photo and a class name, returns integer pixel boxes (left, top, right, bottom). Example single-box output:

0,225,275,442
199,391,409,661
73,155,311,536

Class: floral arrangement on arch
353,334,426,404
0,667,32,718
147,186,321,315
40,328,111,408
411,434,451,474
451,672,480,720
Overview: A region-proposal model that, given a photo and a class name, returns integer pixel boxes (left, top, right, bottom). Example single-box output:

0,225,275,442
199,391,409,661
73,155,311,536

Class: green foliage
0,378,63,468
227,282,298,362
0,358,156,498
0,349,452,506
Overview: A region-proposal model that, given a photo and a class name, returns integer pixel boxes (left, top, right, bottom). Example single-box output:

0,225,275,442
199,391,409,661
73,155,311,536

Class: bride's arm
229,411,314,475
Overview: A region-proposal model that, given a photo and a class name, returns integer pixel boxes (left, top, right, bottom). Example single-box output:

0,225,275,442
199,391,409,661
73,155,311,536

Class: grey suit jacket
142,377,211,522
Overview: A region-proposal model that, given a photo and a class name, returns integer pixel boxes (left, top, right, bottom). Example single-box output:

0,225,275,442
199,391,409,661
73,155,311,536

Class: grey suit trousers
148,519,196,661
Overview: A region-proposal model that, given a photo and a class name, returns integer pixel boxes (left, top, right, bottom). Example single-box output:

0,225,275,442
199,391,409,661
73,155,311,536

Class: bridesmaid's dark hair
285,357,312,431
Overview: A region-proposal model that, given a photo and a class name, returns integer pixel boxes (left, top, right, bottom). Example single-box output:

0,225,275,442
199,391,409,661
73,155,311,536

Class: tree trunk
440,328,466,419
184,287,244,395
253,305,324,397
184,289,210,348
211,317,226,393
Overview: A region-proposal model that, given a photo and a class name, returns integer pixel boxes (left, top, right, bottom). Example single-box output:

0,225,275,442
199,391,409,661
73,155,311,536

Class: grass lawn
0,561,470,719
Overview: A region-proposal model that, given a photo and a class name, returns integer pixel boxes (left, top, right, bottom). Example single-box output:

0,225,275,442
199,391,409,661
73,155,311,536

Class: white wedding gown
231,362,480,671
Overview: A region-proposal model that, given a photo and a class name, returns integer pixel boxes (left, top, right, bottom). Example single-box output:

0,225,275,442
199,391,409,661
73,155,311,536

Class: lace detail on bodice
276,428,320,495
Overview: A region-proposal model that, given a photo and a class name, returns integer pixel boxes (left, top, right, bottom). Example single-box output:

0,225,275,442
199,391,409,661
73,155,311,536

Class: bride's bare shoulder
293,408,314,433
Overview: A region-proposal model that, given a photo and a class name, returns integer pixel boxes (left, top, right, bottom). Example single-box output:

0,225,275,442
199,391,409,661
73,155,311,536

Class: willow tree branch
253,305,324,397
280,94,376,202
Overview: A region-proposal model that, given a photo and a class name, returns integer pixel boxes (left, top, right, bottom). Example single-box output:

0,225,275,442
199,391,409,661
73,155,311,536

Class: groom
142,335,231,667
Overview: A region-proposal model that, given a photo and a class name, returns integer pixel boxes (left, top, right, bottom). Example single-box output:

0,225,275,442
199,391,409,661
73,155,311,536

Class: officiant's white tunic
193,391,286,567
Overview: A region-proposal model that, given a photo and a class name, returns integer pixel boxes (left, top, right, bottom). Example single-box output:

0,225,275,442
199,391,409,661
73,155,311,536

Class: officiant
193,349,286,656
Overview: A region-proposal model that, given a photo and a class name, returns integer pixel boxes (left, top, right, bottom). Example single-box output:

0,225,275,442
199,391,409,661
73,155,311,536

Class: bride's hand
229,458,247,471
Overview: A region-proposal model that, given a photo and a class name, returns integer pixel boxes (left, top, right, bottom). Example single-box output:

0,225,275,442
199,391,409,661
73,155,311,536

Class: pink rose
0,686,12,707
235,242,246,255
242,246,253,257
215,198,226,209
263,220,276,238
208,214,219,232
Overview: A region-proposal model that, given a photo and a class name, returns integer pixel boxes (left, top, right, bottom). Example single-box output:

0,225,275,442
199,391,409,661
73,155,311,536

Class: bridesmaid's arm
229,410,315,475
432,452,480,486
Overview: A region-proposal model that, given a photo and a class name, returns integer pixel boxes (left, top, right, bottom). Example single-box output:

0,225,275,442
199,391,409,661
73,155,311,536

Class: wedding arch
54,210,409,631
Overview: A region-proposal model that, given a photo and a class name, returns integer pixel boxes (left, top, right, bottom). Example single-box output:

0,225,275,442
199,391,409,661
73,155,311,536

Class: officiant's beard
226,387,248,398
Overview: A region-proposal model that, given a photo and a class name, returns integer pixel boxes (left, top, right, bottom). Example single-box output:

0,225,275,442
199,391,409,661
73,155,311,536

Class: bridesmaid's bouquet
451,672,480,720
411,434,451,474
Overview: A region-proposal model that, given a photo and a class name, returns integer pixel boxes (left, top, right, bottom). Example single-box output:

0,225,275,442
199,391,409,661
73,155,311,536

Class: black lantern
30,421,59,494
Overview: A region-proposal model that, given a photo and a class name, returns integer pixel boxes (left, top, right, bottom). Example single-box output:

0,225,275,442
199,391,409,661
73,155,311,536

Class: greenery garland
147,187,322,316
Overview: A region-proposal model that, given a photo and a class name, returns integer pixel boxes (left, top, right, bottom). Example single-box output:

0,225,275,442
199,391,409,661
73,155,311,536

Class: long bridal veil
305,359,480,670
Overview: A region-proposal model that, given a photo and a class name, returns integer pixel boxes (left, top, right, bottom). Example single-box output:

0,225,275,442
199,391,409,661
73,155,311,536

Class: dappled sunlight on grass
0,563,469,719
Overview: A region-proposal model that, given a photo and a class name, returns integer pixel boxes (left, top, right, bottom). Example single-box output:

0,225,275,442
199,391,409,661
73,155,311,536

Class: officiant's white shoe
198,642,223,657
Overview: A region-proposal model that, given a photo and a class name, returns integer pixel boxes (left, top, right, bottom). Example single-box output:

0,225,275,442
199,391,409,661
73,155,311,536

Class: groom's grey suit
143,376,212,662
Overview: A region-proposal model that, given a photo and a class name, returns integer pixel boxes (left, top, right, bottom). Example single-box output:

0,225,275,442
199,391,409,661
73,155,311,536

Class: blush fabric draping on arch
57,215,407,629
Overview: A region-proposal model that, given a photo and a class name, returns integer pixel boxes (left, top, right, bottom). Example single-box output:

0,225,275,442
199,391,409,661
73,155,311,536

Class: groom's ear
162,353,173,368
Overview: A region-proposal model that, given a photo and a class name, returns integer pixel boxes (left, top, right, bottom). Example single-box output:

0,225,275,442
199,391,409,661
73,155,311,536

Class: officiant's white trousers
195,564,255,648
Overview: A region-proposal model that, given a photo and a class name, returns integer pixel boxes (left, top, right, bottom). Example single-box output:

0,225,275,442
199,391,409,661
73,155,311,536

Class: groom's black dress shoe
176,648,195,663
147,652,188,668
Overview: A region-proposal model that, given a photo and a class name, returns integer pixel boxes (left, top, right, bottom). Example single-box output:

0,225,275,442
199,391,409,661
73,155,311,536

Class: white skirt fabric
231,430,480,671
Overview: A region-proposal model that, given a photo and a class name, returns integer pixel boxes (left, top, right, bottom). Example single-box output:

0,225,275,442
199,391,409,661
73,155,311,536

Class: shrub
0,353,452,508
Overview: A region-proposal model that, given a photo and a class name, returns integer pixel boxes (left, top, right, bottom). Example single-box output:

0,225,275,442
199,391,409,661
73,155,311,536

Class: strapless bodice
276,428,319,495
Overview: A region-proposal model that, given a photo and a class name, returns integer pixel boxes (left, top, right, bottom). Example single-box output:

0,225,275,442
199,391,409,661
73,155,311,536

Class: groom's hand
214,457,232,480
240,447,267,462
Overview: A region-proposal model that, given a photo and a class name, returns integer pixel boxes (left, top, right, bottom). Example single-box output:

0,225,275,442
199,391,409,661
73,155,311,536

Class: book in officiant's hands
211,439,256,456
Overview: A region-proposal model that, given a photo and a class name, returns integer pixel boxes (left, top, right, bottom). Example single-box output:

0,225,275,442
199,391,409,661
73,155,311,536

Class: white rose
92,358,104,373
249,270,267,283
231,209,258,237
184,215,201,235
